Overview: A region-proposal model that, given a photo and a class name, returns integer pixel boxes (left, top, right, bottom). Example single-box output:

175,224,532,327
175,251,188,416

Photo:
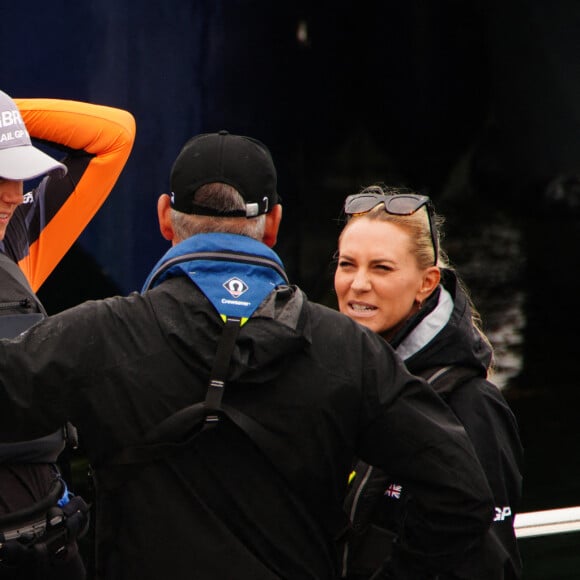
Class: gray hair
170,183,266,242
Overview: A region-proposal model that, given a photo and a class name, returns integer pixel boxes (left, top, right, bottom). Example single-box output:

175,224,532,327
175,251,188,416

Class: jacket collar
142,233,288,322
395,286,454,361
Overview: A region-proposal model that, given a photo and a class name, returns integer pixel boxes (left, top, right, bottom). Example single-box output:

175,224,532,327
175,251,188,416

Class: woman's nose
0,181,24,205
351,270,371,292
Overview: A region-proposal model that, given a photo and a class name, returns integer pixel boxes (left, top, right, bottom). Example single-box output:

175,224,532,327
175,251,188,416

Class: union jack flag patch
384,483,402,499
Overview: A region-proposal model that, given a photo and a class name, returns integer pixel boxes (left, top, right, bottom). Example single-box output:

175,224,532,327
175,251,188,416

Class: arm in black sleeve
445,379,524,579
356,354,495,577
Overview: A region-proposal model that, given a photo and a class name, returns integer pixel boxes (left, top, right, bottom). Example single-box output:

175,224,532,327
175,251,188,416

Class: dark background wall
2,0,578,301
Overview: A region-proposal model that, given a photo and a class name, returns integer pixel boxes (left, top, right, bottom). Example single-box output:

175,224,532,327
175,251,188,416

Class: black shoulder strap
98,316,285,488
99,312,349,546
104,246,290,475
101,317,242,473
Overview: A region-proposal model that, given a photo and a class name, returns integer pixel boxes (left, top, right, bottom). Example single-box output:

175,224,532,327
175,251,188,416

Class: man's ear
157,194,175,242
262,204,282,248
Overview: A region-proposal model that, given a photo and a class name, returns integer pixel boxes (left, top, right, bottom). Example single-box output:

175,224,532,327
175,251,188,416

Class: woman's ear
157,194,175,242
417,266,441,302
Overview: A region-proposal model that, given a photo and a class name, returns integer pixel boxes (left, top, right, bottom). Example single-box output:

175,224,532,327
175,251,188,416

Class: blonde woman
335,185,523,580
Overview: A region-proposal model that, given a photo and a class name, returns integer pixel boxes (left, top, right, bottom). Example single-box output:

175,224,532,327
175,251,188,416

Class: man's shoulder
304,298,394,355
305,298,374,331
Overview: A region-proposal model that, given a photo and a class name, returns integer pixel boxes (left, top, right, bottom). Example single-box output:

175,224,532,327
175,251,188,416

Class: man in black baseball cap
169,129,280,217
157,129,283,249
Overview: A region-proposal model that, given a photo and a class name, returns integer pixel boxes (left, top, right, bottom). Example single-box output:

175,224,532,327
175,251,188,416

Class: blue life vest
142,232,288,323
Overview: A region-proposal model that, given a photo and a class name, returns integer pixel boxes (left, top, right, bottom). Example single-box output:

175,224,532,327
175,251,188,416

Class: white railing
515,506,580,538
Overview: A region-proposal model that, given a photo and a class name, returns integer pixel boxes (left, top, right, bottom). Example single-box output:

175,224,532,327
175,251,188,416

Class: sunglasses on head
343,192,439,266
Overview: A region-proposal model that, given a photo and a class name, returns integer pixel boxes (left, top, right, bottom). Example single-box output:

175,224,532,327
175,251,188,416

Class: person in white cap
0,90,135,580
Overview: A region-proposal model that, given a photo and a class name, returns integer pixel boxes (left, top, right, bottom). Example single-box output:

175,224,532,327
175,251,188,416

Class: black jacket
0,235,494,579
343,268,523,580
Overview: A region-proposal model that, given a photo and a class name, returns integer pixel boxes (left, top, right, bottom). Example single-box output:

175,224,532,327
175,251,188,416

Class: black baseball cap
170,130,279,217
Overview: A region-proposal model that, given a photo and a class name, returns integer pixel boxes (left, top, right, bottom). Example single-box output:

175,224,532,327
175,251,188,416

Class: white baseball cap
0,90,67,180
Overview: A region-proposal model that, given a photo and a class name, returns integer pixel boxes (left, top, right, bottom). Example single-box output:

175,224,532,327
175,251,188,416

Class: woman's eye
338,260,354,269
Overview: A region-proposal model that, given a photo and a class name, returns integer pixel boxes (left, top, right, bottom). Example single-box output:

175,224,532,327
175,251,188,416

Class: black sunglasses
343,193,439,266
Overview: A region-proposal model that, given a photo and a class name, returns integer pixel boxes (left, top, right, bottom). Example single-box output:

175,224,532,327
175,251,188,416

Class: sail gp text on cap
0,107,27,145
0,90,67,180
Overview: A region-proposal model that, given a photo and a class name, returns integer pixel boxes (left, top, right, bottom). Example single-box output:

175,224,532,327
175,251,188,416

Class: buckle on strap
0,495,90,564
0,518,47,543
0,477,64,533
203,317,242,423
0,505,66,543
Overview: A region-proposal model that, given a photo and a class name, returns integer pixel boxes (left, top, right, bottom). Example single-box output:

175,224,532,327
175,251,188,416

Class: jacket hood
396,268,492,376
228,283,312,383
145,233,312,385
